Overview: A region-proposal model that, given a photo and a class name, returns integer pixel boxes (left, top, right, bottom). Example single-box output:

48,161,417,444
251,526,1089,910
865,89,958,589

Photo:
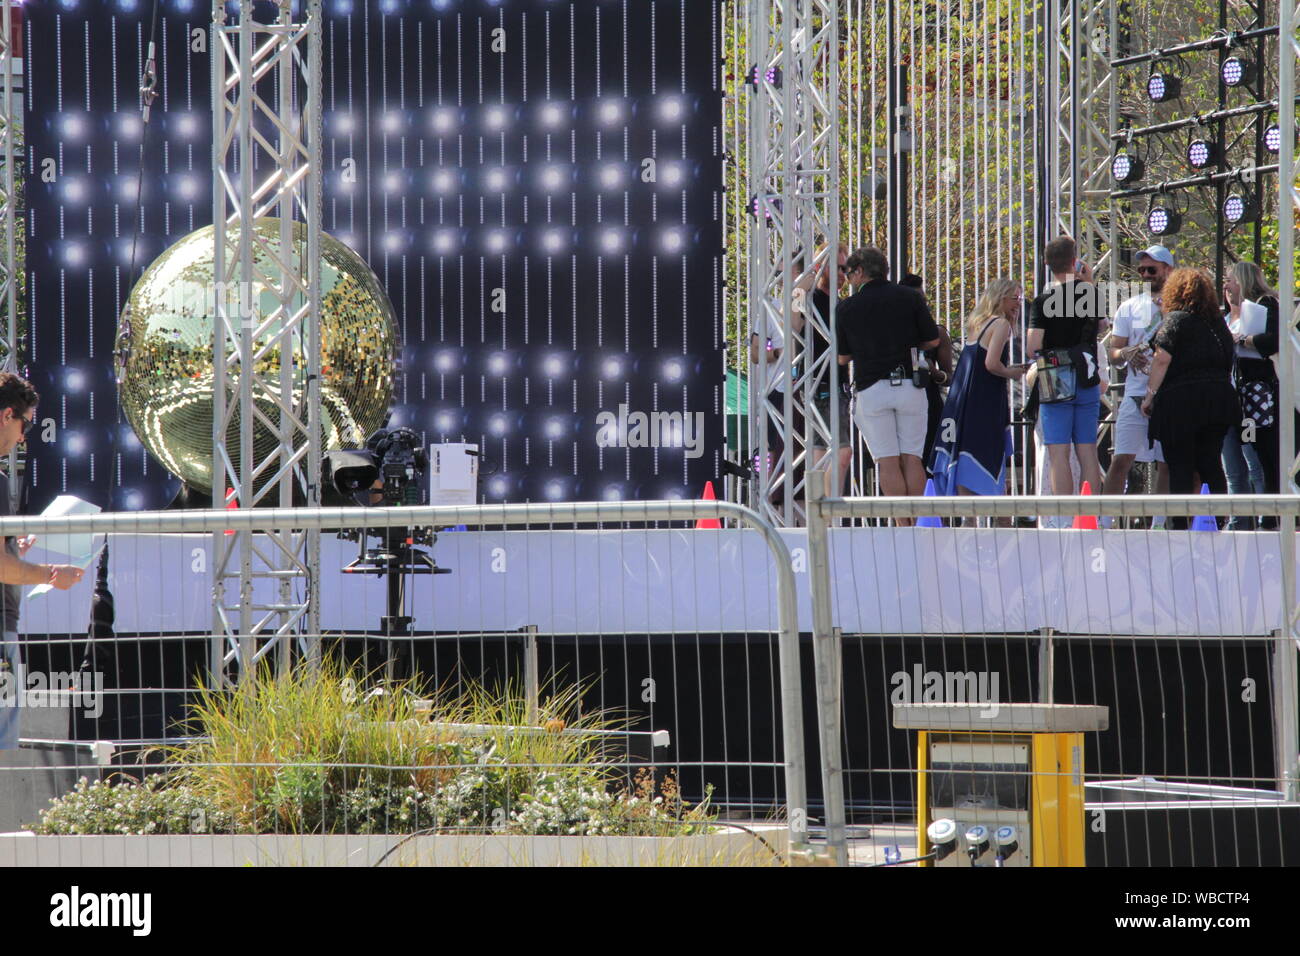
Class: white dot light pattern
25,0,723,510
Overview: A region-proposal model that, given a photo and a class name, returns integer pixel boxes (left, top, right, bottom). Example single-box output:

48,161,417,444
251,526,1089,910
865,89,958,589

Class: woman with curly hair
1141,268,1240,527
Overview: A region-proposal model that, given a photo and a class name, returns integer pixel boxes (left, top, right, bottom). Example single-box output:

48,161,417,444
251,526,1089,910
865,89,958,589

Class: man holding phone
1104,245,1173,507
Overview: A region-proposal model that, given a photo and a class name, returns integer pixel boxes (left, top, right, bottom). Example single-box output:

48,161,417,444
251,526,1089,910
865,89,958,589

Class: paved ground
820,824,920,866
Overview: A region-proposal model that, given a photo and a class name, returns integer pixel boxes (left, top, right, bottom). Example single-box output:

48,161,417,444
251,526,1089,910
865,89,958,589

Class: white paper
1230,313,1263,360
1239,299,1268,337
25,495,102,599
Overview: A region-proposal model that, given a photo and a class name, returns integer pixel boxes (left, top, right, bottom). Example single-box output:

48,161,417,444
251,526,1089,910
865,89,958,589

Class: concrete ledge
892,702,1110,733
0,825,790,867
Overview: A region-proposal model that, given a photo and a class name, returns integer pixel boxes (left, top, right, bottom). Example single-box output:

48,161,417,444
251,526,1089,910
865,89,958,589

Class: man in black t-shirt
836,247,941,523
1027,235,1104,497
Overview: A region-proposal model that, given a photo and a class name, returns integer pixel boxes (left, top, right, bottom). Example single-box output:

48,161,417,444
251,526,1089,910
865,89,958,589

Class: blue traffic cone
1191,484,1218,532
917,479,942,528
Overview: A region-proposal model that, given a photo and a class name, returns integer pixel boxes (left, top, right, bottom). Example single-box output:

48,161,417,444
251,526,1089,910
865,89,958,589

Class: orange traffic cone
224,487,238,536
696,481,722,529
1071,480,1098,530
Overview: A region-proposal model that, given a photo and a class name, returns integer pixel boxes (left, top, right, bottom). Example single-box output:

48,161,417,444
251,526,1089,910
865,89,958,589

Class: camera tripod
341,526,451,681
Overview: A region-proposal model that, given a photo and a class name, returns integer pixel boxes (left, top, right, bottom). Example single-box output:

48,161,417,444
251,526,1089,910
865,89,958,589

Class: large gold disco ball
116,218,398,497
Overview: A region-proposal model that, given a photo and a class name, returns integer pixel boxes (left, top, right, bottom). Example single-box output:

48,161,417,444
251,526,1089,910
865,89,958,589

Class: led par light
749,193,779,222
1111,150,1144,185
1265,123,1282,154
1147,70,1181,102
747,64,782,89
1147,202,1182,236
1264,122,1296,156
1221,54,1255,89
1187,137,1220,170
1223,192,1258,224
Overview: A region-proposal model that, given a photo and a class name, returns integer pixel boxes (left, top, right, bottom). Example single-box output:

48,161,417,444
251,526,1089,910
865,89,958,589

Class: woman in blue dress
930,278,1027,495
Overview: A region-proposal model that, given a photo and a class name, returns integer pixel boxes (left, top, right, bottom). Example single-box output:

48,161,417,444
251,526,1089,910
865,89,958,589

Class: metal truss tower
1046,0,1119,282
748,0,841,526
210,0,323,680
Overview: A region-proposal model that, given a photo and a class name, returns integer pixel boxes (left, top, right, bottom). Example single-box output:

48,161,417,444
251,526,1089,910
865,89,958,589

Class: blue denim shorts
1040,383,1101,446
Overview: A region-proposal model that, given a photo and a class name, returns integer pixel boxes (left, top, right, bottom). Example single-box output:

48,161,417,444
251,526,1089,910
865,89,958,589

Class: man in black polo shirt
836,247,941,524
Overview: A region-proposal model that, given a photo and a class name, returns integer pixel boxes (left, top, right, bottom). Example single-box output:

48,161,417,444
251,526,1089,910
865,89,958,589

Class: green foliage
33,775,235,836
34,661,715,838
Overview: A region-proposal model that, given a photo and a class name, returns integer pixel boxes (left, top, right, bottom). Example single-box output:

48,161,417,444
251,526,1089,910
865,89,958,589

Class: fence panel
0,501,805,867
809,492,1300,867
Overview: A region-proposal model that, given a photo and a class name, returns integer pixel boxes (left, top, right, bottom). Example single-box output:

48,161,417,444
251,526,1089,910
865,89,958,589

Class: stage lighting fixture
658,97,684,122
765,66,783,88
598,99,624,125
1221,55,1255,89
749,194,781,222
1223,192,1258,224
1111,150,1144,184
1146,70,1181,102
540,103,565,128
1265,123,1282,153
599,229,624,254
1264,122,1296,155
1187,137,1219,170
1147,203,1181,237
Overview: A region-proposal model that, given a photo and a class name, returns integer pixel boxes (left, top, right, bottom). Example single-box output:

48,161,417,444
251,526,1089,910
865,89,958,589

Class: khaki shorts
853,379,928,459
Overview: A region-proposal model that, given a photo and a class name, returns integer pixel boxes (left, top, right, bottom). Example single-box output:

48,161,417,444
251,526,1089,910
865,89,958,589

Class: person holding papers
0,373,86,750
1223,262,1281,522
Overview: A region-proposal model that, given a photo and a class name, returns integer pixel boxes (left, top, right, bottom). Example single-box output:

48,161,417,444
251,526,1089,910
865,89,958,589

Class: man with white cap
1103,245,1173,518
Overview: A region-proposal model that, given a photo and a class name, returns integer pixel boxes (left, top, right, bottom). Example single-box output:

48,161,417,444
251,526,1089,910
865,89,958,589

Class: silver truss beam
1276,0,1299,799
0,0,19,511
210,0,322,681
1048,0,1117,281
749,0,841,526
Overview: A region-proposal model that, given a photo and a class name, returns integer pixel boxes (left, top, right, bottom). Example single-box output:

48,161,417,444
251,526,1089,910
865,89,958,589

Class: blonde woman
1223,260,1281,505
929,278,1027,495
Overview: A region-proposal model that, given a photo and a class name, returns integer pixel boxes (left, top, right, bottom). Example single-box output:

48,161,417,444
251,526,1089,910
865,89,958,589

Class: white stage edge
20,528,1288,638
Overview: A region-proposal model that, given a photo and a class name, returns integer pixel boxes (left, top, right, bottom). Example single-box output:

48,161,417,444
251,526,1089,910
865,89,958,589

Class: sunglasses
14,412,33,436
1137,266,1160,277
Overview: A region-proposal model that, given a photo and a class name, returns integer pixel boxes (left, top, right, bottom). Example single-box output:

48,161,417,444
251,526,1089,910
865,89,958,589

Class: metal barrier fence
2,494,1298,866
0,500,808,866
808,489,1300,867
